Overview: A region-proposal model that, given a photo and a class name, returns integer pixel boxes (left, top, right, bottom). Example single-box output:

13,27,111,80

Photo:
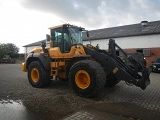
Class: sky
0,0,160,53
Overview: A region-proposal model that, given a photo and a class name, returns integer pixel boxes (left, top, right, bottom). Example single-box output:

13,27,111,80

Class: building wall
83,34,160,49
25,34,160,53
124,48,160,66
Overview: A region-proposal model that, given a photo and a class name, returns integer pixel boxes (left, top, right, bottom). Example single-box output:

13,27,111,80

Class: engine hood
29,46,43,53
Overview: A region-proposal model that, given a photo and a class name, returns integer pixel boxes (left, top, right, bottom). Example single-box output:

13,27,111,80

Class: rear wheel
28,61,51,88
69,60,106,98
105,71,120,87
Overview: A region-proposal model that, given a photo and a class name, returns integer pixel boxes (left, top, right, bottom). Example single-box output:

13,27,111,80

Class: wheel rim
31,68,39,82
75,70,90,89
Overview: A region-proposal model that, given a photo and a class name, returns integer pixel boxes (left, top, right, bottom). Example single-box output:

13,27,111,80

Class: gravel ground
0,64,98,119
0,64,160,120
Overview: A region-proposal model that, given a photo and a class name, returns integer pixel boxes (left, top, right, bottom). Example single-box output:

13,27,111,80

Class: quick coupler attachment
136,67,151,90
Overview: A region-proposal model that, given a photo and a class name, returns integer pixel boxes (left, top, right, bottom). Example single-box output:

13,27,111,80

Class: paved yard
0,64,160,120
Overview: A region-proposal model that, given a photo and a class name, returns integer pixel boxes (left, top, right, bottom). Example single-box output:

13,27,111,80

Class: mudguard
66,55,91,77
26,53,51,71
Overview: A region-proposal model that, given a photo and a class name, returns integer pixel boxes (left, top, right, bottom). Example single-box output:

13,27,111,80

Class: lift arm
84,39,151,90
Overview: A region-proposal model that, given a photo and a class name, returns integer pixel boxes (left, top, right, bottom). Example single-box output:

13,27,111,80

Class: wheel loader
21,24,151,98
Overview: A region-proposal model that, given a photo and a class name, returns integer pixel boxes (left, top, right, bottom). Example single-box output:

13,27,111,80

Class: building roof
23,20,160,47
83,20,160,40
23,39,45,47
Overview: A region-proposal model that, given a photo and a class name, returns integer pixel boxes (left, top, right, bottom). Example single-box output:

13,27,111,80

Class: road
0,64,160,120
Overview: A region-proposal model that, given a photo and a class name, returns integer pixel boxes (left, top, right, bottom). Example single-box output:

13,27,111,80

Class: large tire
28,61,51,88
69,60,106,98
105,71,120,87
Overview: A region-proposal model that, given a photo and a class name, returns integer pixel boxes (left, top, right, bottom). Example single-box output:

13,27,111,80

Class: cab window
51,27,70,53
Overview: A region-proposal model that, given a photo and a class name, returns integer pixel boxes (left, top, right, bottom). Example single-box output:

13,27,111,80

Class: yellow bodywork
48,45,86,59
21,62,27,72
22,44,87,79
49,45,86,79
50,61,65,68
21,47,43,72
29,46,43,53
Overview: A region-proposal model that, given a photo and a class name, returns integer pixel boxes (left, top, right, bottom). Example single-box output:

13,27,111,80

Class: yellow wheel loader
21,24,151,98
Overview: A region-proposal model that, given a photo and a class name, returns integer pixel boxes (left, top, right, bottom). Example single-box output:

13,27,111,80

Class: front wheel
28,61,51,88
69,60,106,98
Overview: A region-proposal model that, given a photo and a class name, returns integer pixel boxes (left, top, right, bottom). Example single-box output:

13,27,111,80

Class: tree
0,43,19,58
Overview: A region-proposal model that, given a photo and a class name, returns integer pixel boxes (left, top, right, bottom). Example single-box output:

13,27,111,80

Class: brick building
83,20,160,66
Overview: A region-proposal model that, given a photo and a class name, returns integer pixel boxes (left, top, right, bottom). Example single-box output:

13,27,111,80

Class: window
50,26,83,53
137,49,143,53
137,49,150,57
68,27,82,45
51,28,62,48
143,49,150,57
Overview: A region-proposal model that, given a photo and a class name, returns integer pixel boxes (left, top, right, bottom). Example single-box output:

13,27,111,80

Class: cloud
1,0,159,53
19,0,100,28
19,0,160,29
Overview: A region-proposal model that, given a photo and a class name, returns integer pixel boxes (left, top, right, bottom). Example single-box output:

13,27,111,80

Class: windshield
68,27,82,45
155,58,160,63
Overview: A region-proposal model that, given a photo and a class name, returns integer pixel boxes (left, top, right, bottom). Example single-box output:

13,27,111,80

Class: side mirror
41,42,46,48
86,30,89,37
41,42,47,53
46,34,50,41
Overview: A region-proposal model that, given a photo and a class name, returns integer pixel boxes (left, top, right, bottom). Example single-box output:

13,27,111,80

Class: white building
83,21,160,66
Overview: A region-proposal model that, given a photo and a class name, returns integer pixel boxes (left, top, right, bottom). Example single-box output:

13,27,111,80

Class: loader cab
48,24,84,53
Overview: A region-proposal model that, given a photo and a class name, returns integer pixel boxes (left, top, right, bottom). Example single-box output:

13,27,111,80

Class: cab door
51,27,71,53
